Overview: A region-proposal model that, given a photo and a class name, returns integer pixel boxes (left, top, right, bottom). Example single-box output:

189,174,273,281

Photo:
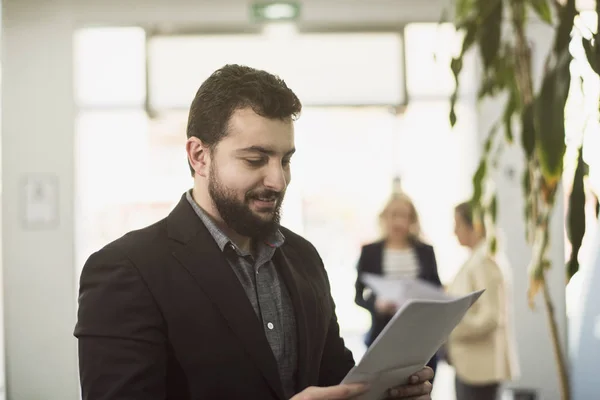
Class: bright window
74,27,146,107
404,23,478,99
148,32,405,108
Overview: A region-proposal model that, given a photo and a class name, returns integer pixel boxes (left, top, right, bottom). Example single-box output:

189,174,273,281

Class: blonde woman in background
447,201,517,400
355,192,442,382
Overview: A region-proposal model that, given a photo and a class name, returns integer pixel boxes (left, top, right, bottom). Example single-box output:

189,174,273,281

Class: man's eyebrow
236,146,296,157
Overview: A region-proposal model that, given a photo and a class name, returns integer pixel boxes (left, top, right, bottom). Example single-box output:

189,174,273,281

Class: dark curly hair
186,64,302,175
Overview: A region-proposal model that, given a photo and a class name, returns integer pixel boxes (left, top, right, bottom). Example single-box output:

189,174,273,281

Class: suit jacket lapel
373,241,384,275
167,195,286,400
411,241,435,283
274,247,312,391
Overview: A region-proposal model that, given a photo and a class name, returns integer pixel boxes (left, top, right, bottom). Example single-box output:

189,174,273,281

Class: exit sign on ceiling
250,2,301,22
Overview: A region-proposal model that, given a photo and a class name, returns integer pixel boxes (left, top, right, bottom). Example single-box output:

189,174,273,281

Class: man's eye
282,159,292,167
245,159,265,166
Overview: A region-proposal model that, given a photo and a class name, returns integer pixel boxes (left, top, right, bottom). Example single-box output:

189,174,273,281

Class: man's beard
208,166,284,240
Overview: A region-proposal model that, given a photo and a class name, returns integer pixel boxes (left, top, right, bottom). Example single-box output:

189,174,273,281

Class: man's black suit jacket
74,194,355,400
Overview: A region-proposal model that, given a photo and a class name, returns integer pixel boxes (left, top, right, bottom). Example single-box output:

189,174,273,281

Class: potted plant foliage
447,0,599,398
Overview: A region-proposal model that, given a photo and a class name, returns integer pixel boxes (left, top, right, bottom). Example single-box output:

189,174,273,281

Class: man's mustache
246,189,284,201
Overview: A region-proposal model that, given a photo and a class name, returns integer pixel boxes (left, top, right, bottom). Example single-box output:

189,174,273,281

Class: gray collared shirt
186,191,298,398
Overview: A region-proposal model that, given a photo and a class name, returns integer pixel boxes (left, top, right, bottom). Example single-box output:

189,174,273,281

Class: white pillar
570,216,600,400
477,22,567,400
2,1,79,399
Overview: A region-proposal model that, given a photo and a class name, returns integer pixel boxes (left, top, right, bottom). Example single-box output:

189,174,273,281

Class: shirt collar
472,239,489,259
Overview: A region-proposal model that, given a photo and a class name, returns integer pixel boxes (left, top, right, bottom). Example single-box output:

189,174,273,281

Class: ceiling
69,0,448,31
24,0,598,33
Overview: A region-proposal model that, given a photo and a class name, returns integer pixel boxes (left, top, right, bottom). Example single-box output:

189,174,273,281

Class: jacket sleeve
451,258,503,341
74,249,167,400
354,247,376,313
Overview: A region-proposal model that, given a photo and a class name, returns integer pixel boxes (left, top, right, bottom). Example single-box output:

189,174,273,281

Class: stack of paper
342,287,484,400
360,273,453,306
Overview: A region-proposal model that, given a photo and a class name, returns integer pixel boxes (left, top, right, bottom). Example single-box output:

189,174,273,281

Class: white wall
2,0,79,399
478,22,568,400
570,217,600,400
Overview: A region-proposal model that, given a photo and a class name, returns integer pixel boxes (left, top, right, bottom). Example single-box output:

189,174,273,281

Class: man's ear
186,137,210,178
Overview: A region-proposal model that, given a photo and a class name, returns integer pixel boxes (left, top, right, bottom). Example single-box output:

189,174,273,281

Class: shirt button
267,322,274,330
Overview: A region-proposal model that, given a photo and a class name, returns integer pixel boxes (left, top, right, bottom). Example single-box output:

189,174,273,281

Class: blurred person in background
446,201,517,400
354,191,442,383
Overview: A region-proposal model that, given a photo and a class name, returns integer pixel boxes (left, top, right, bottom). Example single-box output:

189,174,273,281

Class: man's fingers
387,381,432,399
409,366,434,383
293,383,370,400
315,383,369,399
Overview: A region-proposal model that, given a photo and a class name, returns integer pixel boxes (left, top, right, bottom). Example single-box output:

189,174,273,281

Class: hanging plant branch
447,0,584,399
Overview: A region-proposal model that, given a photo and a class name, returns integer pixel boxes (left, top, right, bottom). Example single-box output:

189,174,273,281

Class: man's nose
263,164,288,192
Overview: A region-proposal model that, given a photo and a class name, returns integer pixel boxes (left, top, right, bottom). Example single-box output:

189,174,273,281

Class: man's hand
375,299,397,316
291,383,369,400
290,366,433,400
386,367,434,399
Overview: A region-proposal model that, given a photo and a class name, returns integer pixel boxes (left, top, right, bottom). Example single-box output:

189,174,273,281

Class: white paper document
341,288,485,400
361,273,454,306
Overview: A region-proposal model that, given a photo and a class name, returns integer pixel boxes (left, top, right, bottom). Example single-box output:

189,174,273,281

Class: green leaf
521,102,536,158
504,91,517,143
450,19,478,128
478,77,496,99
451,57,463,78
472,159,487,207
554,0,576,53
534,47,570,187
450,93,458,127
452,18,477,78
522,168,533,233
522,168,531,196
461,19,479,52
567,148,586,281
484,125,496,153
489,194,498,223
456,0,476,24
528,0,553,24
477,0,503,71
489,235,498,255
479,52,514,100
582,38,600,75
497,51,516,90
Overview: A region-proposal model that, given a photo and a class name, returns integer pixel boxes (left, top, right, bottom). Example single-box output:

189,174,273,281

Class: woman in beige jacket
446,202,517,400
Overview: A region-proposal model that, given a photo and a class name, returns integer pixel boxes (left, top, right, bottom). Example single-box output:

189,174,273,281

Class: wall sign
21,175,59,229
